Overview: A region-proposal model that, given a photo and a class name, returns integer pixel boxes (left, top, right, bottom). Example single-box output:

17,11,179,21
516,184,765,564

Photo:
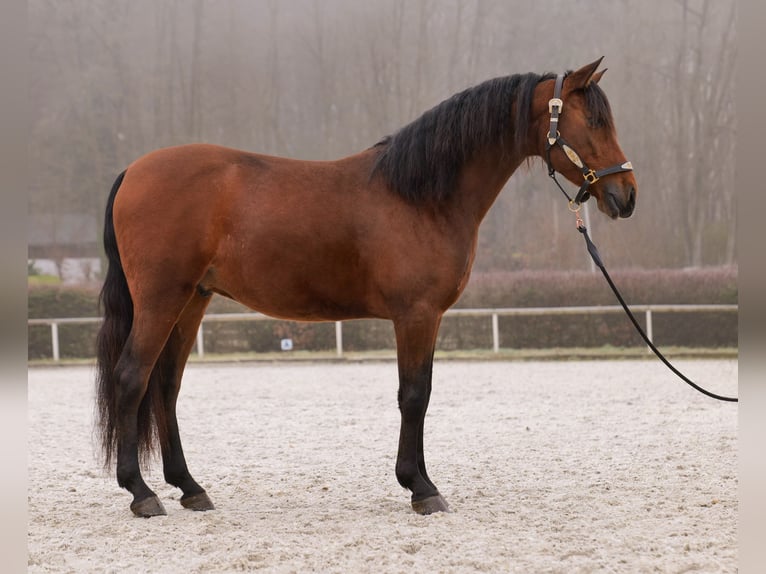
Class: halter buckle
583,169,599,185
548,98,563,114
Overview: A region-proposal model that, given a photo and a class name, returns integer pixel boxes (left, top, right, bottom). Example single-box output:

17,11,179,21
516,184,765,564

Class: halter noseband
545,73,633,209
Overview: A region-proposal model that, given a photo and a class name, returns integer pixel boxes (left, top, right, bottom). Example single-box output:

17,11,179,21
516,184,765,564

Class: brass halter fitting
568,200,585,228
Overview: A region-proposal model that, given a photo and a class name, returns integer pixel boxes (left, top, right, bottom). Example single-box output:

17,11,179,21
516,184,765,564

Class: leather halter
545,73,633,208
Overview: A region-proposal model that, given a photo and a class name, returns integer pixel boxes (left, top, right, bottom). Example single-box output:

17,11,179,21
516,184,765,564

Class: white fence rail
28,304,737,362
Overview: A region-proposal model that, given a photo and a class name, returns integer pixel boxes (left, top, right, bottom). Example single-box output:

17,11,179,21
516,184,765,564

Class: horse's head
540,58,637,219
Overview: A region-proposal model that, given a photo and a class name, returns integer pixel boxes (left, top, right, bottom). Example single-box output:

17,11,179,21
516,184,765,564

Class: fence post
492,313,499,353
196,323,205,358
51,322,60,362
645,309,653,353
335,321,343,357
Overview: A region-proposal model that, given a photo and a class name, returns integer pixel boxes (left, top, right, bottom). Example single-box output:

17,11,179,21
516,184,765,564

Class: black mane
371,71,614,203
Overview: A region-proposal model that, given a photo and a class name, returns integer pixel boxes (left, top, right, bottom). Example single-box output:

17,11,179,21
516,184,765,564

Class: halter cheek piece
545,73,633,209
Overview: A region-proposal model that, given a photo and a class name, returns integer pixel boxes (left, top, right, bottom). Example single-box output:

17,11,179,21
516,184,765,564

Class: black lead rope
577,223,738,403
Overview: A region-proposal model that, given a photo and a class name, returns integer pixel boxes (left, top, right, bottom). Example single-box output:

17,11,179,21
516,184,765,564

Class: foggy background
27,0,736,281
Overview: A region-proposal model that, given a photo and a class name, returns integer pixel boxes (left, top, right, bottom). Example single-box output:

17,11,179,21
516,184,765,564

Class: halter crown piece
545,73,633,209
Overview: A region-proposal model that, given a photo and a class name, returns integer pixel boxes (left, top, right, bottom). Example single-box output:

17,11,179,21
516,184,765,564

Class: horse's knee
398,383,431,417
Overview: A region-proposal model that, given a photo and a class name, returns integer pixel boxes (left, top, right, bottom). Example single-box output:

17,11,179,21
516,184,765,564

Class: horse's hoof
411,493,450,515
181,491,215,511
130,495,167,518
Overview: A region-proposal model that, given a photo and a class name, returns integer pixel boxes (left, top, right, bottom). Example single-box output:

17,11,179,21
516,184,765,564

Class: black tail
95,171,168,468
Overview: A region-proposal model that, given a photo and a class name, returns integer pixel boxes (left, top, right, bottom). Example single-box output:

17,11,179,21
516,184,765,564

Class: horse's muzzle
603,182,636,219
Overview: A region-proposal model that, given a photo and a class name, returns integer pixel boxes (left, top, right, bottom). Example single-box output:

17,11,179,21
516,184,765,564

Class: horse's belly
225,289,377,322
204,250,382,322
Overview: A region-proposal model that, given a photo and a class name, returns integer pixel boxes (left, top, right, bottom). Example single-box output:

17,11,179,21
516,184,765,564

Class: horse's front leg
393,311,450,514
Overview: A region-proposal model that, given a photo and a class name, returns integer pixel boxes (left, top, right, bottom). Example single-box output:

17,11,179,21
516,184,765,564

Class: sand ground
28,360,737,573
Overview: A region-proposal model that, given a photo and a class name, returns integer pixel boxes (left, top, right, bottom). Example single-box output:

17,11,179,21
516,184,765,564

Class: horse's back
123,143,374,200
124,143,279,190
117,144,365,232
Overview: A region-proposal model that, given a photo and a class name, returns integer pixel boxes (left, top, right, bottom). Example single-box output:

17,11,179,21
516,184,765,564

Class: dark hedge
28,266,737,359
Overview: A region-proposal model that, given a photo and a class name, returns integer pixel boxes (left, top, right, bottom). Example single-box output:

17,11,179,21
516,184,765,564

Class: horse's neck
448,148,527,230
447,90,548,228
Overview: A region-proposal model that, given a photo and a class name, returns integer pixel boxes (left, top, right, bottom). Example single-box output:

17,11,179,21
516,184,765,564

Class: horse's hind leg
114,309,183,517
393,310,450,514
157,292,215,511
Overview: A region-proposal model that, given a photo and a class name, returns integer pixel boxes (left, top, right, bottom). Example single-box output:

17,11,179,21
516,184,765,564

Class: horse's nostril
628,186,636,207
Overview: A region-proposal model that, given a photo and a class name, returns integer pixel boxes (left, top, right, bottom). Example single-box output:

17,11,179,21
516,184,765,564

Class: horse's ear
567,57,605,90
591,68,607,84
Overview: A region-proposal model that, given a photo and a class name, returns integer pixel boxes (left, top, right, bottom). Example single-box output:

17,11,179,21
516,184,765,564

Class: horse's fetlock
395,461,419,488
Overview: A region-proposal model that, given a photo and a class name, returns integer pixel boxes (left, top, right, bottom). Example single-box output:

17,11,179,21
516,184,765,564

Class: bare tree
666,0,736,266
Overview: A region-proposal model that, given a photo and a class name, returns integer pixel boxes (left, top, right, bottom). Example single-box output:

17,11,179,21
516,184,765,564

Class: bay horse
96,58,636,517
